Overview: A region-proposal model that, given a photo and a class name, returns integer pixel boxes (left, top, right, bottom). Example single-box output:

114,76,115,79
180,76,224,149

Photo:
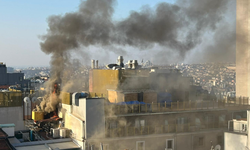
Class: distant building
236,0,250,99
0,63,30,90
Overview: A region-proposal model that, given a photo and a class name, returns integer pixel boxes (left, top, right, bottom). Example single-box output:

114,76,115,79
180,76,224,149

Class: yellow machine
32,111,44,121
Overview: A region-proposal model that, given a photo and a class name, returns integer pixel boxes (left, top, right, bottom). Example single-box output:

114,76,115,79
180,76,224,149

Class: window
166,139,174,150
19,77,23,81
140,120,145,127
165,120,169,132
205,115,214,127
136,141,145,150
219,115,225,123
176,117,188,125
194,136,205,147
109,122,117,129
103,144,109,150
198,137,204,146
135,119,145,128
165,120,169,126
195,118,201,126
217,135,223,145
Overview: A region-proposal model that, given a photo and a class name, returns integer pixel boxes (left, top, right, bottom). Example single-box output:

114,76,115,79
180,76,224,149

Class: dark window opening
199,137,204,146
167,140,173,148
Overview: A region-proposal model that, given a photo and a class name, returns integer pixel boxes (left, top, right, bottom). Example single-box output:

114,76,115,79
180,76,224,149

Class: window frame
136,141,145,150
135,119,146,128
166,139,174,150
217,135,223,145
198,137,204,146
109,121,117,129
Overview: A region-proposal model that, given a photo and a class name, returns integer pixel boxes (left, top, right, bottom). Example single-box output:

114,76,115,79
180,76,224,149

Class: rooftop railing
106,122,227,138
105,97,250,116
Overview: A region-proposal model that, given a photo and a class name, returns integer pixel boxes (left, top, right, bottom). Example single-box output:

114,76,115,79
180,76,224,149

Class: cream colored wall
236,0,250,98
225,132,247,150
87,130,224,150
59,103,85,144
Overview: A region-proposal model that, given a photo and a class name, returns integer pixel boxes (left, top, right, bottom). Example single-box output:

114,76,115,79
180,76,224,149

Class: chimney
96,60,99,69
91,60,95,69
117,56,124,67
132,60,138,69
128,60,133,69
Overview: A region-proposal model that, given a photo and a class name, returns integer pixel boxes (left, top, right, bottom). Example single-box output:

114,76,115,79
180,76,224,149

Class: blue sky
0,0,175,67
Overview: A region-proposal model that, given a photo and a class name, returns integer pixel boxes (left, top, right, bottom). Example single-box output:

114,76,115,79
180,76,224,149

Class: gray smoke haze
40,0,235,91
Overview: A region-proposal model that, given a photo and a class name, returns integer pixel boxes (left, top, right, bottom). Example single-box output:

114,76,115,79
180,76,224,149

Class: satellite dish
215,145,221,150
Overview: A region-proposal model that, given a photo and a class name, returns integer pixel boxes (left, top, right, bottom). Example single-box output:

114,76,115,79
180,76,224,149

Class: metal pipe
91,60,95,69
96,60,99,69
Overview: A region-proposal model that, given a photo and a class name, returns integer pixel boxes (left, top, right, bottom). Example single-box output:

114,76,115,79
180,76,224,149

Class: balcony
106,122,227,138
105,99,250,116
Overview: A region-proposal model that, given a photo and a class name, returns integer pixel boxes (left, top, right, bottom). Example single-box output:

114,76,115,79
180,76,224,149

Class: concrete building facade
236,0,250,98
58,94,250,150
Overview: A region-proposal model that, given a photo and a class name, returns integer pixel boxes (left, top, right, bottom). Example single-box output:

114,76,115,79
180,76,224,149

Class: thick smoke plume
38,0,234,112
40,0,234,61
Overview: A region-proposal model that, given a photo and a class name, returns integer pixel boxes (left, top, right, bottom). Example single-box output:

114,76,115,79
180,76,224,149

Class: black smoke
40,0,235,86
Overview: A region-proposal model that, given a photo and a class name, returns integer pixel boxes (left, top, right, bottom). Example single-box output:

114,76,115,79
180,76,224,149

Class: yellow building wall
0,92,22,107
89,69,151,99
89,70,120,98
